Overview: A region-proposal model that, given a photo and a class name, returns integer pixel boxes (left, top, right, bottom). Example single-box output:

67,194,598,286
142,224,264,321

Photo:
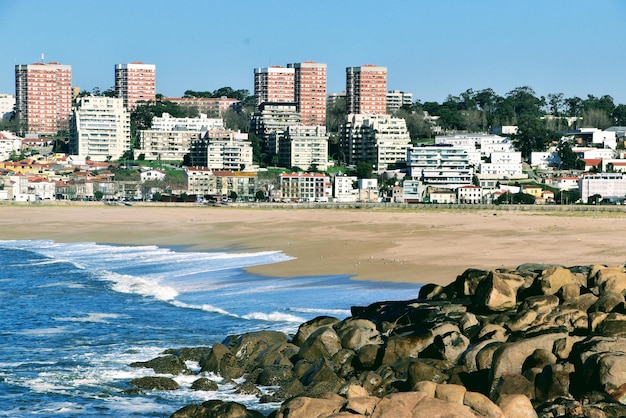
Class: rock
463,390,504,418
477,324,508,342
419,283,444,300
370,391,428,418
521,349,557,373
200,343,244,379
539,266,585,295
300,358,341,387
190,377,218,391
222,330,288,366
256,365,294,386
497,394,538,418
273,395,345,418
435,383,466,404
273,379,305,400
334,318,382,351
596,313,626,337
492,373,535,400
461,340,501,373
593,266,626,295
292,316,340,347
171,399,265,418
234,381,262,396
474,272,517,312
344,395,379,416
129,354,190,375
455,268,491,296
298,326,342,362
423,330,470,363
406,360,449,389
558,282,581,301
597,351,626,392
355,344,383,370
591,291,626,313
534,363,574,402
129,376,179,390
381,331,434,365
162,346,212,363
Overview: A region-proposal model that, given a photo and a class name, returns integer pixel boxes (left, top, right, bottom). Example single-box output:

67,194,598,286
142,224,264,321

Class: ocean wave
53,313,127,324
98,271,179,301
169,300,238,317
287,307,352,316
242,311,306,323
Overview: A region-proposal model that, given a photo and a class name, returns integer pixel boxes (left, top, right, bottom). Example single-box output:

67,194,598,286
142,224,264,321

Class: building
15,61,72,134
0,94,15,120
150,113,224,131
346,65,387,115
406,145,473,188
134,130,201,161
185,167,257,199
341,114,411,170
579,173,626,204
333,174,358,202
0,131,22,161
386,90,413,113
114,62,156,109
457,185,483,204
287,61,327,126
189,130,253,171
164,97,241,116
280,172,331,202
479,151,523,178
279,125,329,171
69,97,130,162
254,66,295,109
250,102,301,153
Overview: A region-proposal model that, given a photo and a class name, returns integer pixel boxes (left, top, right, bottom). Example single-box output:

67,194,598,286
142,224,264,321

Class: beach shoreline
1,204,625,286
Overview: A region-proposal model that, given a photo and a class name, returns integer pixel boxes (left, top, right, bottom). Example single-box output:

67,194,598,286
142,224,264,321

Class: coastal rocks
129,376,179,390
190,377,218,391
130,354,191,375
171,400,265,418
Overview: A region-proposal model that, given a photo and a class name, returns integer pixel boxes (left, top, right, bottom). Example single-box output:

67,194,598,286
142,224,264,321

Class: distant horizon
1,1,625,105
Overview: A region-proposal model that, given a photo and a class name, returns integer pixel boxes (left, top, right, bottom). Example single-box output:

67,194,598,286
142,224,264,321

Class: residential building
327,92,346,107
346,65,387,115
151,113,224,131
547,175,581,190
287,61,327,126
572,147,615,160
457,185,483,204
386,90,413,113
69,97,130,162
189,130,253,171
341,114,411,170
164,97,241,116
406,145,473,188
0,131,22,161
357,178,379,202
579,173,626,203
561,128,617,150
435,133,513,159
250,102,301,153
114,62,156,109
0,94,15,120
333,174,358,202
279,172,331,202
490,126,519,135
479,151,523,178
134,130,201,161
15,61,72,134
185,167,257,199
254,66,295,109
279,125,329,171
428,188,457,204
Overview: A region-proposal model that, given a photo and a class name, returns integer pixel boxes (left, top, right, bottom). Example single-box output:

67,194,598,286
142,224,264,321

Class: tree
94,190,104,200
326,97,346,134
152,192,162,202
512,116,559,160
355,161,373,178
556,140,583,170
229,191,238,201
255,190,266,201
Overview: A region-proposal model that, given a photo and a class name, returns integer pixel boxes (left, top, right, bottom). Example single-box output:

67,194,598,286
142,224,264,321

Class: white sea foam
99,271,179,301
38,281,86,289
242,311,306,323
13,326,73,337
53,312,126,323
288,307,352,316
170,300,237,317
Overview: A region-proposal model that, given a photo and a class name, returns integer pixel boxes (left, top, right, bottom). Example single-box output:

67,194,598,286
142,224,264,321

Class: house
428,188,456,204
522,185,543,198
141,169,166,182
582,158,602,171
457,185,483,204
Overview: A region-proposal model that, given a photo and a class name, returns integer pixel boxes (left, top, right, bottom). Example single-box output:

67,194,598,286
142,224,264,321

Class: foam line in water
242,311,306,323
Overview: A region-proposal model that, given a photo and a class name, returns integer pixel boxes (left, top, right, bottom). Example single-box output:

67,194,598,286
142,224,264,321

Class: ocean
0,240,422,417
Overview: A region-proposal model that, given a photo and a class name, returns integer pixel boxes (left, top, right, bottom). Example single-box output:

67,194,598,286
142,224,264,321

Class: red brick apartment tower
287,61,327,126
15,62,72,135
114,62,156,109
253,66,295,109
346,64,387,115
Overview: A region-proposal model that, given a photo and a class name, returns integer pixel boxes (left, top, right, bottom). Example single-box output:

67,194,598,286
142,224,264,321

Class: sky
1,0,625,105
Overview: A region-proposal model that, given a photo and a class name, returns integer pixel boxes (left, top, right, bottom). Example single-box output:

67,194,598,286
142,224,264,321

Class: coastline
1,204,625,286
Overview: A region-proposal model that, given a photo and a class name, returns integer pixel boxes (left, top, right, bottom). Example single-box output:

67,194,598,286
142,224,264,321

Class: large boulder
334,318,382,351
292,316,340,347
273,394,345,418
539,266,586,295
170,399,265,418
297,326,343,362
381,331,434,366
200,343,244,379
222,330,288,366
497,394,538,418
129,354,191,375
129,376,179,390
474,272,517,312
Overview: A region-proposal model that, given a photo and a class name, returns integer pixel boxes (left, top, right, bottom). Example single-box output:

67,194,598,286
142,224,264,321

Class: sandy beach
1,204,625,286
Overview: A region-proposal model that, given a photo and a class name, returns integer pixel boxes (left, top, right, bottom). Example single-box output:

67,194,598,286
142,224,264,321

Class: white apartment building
406,146,473,188
0,131,21,161
341,114,411,170
479,151,523,178
457,185,483,204
280,172,331,202
386,90,413,113
334,174,358,202
562,128,617,150
251,103,301,152
0,94,15,120
151,113,224,131
135,130,202,161
579,173,626,203
435,134,513,159
69,97,130,162
279,125,329,171
185,167,257,199
189,130,253,171
572,147,615,160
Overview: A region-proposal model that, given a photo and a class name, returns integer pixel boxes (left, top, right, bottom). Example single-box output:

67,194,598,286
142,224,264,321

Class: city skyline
1,1,625,105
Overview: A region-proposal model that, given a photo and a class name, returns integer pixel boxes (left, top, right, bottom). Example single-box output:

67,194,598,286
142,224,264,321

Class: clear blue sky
1,0,625,104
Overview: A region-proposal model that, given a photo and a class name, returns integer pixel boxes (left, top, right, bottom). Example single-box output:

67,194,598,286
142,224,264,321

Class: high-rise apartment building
287,61,327,126
15,62,73,135
346,64,387,115
114,62,156,109
253,66,295,109
69,97,130,161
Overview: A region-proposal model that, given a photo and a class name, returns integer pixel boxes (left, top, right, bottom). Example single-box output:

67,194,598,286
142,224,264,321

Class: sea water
0,240,422,417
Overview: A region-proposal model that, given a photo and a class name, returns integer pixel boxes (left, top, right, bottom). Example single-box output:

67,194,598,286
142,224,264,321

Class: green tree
94,190,104,200
355,161,373,178
556,141,583,170
152,192,162,202
229,191,238,201
326,97,346,134
512,116,558,160
255,190,266,201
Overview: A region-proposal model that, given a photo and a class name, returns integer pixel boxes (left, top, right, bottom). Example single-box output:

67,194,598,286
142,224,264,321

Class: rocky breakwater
128,263,626,418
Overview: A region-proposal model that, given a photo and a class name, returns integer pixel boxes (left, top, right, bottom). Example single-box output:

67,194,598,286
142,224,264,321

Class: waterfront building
114,62,156,109
287,61,327,126
340,114,410,170
279,125,329,171
406,145,473,188
189,130,253,171
479,151,523,178
333,174,358,202
346,65,387,115
279,172,331,202
253,66,295,109
0,131,22,161
134,130,201,161
386,90,413,113
150,113,224,131
579,172,626,204
69,97,130,162
185,167,257,199
250,102,301,154
15,61,72,135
